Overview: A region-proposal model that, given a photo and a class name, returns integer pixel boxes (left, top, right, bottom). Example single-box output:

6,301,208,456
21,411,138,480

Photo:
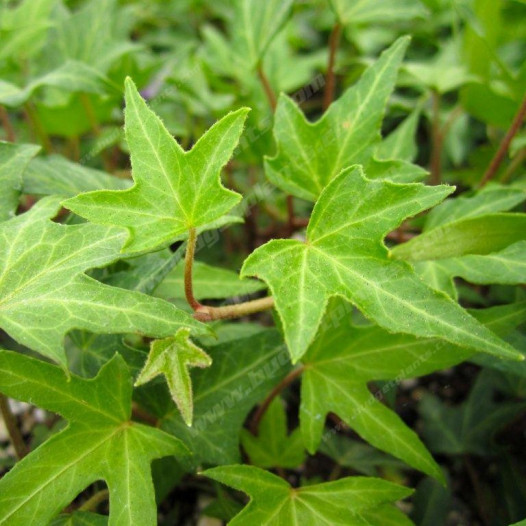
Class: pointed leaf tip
135,328,212,427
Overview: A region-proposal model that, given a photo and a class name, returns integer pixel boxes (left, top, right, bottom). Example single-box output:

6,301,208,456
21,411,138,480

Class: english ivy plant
0,0,525,524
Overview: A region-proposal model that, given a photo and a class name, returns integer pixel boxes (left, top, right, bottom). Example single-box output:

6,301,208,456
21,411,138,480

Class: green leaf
242,166,522,363
415,241,526,298
135,328,212,426
64,78,249,254
0,61,114,107
299,299,525,479
240,397,305,469
391,213,526,261
0,0,55,61
161,330,292,466
154,261,266,301
329,0,428,25
424,183,526,230
0,350,189,525
203,465,414,525
23,155,131,197
420,370,526,455
0,142,40,221
319,434,404,477
410,476,451,526
0,197,205,368
232,0,293,69
265,37,411,201
50,512,108,526
377,109,420,162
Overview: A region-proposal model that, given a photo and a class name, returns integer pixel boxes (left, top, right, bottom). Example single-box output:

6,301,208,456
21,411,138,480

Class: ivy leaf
0,142,40,221
23,154,131,197
0,61,114,107
0,197,205,368
135,328,212,426
299,299,525,480
264,37,410,202
242,166,522,363
232,0,293,69
424,183,526,231
420,370,526,455
161,330,292,467
319,434,404,477
64,78,249,254
240,397,305,469
391,213,526,261
0,350,189,525
329,0,428,25
377,109,420,162
203,465,414,525
50,512,108,526
154,261,266,301
415,241,526,299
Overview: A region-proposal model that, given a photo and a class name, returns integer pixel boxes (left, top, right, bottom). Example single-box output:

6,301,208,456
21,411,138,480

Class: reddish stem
323,23,342,111
479,94,526,188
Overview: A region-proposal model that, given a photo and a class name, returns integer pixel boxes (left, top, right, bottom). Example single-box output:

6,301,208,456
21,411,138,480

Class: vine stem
249,366,305,435
0,394,27,460
257,63,277,112
323,22,342,111
479,94,526,188
194,296,275,322
79,489,109,512
184,227,202,311
0,105,16,142
184,228,274,321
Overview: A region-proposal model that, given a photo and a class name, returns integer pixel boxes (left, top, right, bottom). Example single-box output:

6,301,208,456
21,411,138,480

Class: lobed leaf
135,328,212,426
64,78,249,254
242,166,522,363
0,197,205,368
0,350,189,525
204,464,414,525
265,37,411,201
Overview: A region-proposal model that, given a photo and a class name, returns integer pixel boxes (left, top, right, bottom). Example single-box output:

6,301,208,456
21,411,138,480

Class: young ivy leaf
135,328,212,426
240,397,305,469
232,0,294,70
241,166,523,363
265,36,411,202
0,142,40,220
203,465,413,525
0,196,205,369
64,78,249,254
0,350,189,526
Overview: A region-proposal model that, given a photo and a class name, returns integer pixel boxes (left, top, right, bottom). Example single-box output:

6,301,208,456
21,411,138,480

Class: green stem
194,295,275,322
0,394,27,460
184,228,202,311
80,93,101,136
249,366,305,435
79,489,109,512
479,94,526,188
323,22,342,111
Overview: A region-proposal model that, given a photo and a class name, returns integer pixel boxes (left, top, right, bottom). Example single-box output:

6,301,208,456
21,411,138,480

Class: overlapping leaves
0,197,204,368
0,350,188,526
242,165,522,363
264,37,419,201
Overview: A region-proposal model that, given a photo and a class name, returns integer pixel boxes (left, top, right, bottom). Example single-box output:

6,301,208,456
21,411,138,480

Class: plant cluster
0,0,525,525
